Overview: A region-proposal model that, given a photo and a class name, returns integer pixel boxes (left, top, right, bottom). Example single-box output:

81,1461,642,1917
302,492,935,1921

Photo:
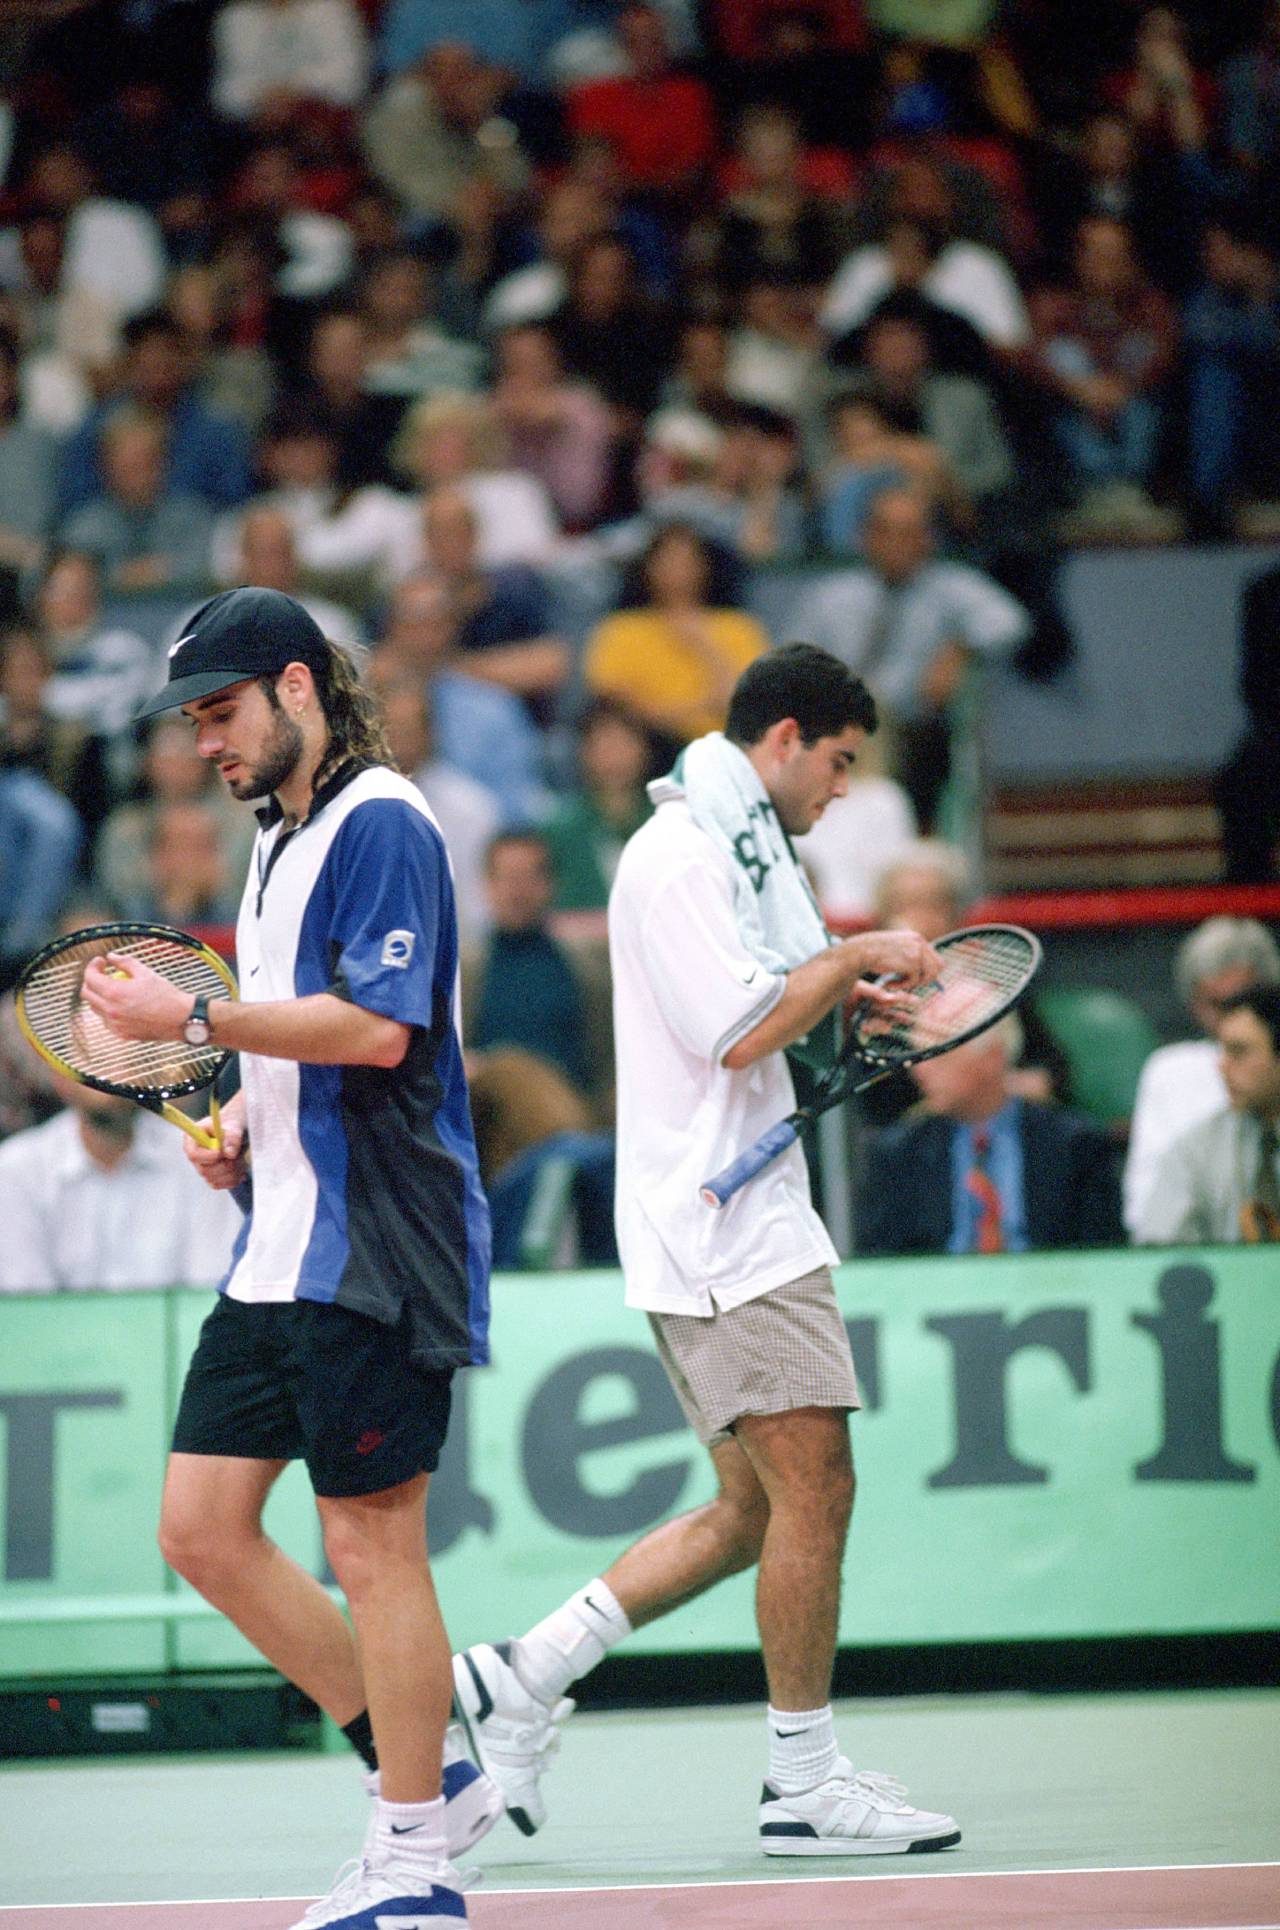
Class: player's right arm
722,930,940,1070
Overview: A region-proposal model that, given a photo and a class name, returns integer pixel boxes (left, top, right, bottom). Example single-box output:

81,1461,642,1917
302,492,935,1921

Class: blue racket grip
701,1120,800,1208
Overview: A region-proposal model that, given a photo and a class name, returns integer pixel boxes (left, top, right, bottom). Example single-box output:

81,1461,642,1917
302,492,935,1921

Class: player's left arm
83,799,448,1068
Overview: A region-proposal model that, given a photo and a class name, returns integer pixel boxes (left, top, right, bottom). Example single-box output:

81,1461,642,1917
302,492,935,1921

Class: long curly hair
260,638,391,785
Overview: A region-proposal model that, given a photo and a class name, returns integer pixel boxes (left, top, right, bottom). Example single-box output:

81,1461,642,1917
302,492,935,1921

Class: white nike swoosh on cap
168,632,198,658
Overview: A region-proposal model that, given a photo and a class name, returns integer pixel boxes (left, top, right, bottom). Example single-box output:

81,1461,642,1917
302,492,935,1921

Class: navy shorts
172,1296,454,1498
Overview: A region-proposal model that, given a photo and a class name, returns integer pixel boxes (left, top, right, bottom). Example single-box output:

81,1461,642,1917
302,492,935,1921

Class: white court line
4,1860,1279,1909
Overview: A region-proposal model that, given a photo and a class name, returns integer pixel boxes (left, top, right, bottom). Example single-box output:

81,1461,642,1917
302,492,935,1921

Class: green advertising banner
1,1247,1277,1677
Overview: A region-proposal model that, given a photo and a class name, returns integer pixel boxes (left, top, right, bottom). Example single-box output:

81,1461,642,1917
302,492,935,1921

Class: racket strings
855,929,1037,1063
21,934,228,1094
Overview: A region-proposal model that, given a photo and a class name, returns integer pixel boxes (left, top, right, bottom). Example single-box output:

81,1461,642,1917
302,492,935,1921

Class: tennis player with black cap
82,588,497,1928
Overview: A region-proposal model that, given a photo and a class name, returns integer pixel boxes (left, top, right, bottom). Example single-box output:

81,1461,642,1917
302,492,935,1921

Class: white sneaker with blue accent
360,1726,503,1864
451,1641,572,1836
287,1853,468,1928
759,1761,961,1856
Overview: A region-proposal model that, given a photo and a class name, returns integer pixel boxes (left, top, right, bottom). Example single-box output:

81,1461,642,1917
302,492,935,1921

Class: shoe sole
761,1826,962,1857
452,1645,540,1838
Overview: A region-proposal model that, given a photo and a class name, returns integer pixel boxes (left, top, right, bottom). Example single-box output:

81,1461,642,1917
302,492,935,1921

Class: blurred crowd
0,0,1279,1277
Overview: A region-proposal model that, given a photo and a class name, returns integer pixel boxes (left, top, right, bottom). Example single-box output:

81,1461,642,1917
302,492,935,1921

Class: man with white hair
858,1012,1123,1254
1123,917,1280,1234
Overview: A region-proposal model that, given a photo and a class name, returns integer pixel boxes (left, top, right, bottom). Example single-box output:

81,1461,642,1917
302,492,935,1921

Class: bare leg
159,1453,366,1724
319,1474,450,1805
732,1407,855,1710
601,1435,770,1628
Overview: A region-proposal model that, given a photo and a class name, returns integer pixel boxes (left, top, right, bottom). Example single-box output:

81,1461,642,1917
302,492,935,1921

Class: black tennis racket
701,923,1042,1208
15,922,237,1151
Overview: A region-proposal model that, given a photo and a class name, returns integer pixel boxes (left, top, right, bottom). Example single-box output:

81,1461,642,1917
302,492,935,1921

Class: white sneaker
288,1853,468,1928
360,1725,504,1865
759,1760,961,1856
451,1641,572,1836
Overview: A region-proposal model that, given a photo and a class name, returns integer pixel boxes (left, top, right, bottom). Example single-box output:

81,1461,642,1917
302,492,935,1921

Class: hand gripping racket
701,923,1042,1208
15,922,238,1151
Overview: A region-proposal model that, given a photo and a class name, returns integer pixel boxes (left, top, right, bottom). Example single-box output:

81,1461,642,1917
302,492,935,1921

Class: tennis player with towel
454,644,965,1856
80,588,497,1928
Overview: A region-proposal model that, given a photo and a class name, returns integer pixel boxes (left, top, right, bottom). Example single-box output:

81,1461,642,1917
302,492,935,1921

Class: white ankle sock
371,1794,448,1875
511,1578,632,1704
766,1705,839,1794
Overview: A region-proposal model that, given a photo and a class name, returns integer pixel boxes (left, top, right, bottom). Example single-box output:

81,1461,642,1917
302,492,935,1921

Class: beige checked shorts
648,1266,861,1447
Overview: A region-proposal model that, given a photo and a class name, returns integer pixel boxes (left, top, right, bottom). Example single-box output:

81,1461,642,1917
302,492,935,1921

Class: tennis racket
701,923,1042,1208
15,922,237,1152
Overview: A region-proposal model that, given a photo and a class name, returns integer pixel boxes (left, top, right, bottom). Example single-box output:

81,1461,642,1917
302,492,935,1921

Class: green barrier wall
1,1248,1277,1676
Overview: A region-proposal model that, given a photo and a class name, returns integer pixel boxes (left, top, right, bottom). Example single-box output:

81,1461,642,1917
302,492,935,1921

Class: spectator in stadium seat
369,573,544,824
467,828,591,1094
120,798,243,928
816,389,964,557
0,1079,241,1292
360,40,530,233
393,390,562,567
94,715,256,919
222,504,363,648
1026,214,1180,537
1182,212,1280,536
1123,916,1280,1235
565,4,715,201
491,324,616,533
419,486,569,717
60,408,215,596
1135,986,1280,1247
540,696,659,911
33,550,155,739
789,487,1027,829
358,247,487,402
0,766,81,974
0,624,111,847
379,676,499,944
211,0,368,127
59,310,253,517
700,104,851,294
857,1013,1124,1255
584,522,767,744
552,232,677,422
480,179,613,335
821,216,1031,357
854,298,1017,534
2,206,121,435
289,308,405,492
1218,0,1280,186
0,327,58,598
1216,563,1280,883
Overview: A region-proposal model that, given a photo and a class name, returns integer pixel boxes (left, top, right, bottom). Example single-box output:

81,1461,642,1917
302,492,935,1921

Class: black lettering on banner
1132,1264,1256,1484
0,1390,123,1580
925,1309,1091,1488
428,1369,495,1556
522,1348,690,1537
844,1318,880,1409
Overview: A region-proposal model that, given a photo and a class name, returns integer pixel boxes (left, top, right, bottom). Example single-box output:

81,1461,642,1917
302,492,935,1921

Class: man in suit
1135,986,1280,1245
857,1013,1123,1255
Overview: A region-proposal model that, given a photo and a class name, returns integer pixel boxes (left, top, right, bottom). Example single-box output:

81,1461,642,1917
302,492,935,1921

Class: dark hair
726,642,877,747
259,638,391,783
1221,985,1280,1053
484,827,551,872
618,522,742,611
122,309,182,351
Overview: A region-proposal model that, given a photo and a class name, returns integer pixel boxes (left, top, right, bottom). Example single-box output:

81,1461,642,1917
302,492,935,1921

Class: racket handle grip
701,1120,800,1208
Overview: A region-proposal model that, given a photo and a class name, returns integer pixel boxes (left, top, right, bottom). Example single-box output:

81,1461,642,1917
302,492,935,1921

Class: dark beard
226,708,305,801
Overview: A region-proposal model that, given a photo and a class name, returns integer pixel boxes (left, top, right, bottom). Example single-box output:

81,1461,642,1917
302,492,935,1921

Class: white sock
371,1794,448,1876
766,1705,839,1794
511,1578,632,1704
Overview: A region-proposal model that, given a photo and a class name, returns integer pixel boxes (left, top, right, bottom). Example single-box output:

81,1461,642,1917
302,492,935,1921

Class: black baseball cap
137,587,330,720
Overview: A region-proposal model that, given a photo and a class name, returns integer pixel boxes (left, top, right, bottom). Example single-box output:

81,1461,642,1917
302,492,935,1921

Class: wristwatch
183,994,213,1047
